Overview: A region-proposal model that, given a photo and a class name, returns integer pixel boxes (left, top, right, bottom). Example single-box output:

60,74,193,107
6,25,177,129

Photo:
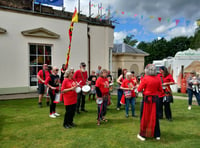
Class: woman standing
45,67,60,118
61,69,78,129
137,64,163,141
159,66,175,121
96,69,110,126
88,70,97,101
116,69,127,110
120,72,136,118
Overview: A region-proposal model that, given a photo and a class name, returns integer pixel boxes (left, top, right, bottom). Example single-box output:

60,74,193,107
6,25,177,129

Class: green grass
0,96,200,148
172,92,188,97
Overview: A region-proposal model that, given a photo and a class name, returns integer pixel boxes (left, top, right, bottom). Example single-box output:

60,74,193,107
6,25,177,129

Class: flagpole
89,0,91,19
78,0,80,14
32,0,34,12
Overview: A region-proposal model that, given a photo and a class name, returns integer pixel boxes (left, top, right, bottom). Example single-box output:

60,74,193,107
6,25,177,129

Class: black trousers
64,104,76,126
49,92,56,114
77,91,86,111
158,97,172,119
97,100,108,120
140,98,160,138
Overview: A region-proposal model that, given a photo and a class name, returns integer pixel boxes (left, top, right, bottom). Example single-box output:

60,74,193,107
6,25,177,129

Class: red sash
140,96,156,137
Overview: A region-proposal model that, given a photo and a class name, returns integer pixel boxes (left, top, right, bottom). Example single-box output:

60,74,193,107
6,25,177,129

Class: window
29,44,52,86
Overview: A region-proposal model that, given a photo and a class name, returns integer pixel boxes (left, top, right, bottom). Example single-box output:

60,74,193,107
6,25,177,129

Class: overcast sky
62,0,200,43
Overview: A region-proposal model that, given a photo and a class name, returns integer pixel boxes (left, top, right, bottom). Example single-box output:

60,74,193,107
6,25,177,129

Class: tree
190,29,200,49
123,35,138,47
137,36,191,66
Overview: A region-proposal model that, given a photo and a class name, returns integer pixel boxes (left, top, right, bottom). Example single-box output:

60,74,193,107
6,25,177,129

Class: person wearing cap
159,66,175,121
45,67,60,118
187,70,200,110
73,62,88,114
37,64,51,108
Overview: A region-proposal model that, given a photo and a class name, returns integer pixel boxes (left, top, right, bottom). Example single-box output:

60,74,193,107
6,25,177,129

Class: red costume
73,70,88,87
138,75,163,138
61,78,77,106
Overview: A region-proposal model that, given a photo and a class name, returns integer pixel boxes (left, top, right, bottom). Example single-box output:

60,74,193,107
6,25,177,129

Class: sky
57,0,200,44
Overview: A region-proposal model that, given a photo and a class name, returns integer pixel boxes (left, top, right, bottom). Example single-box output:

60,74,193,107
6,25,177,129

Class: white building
153,48,200,92
0,3,114,94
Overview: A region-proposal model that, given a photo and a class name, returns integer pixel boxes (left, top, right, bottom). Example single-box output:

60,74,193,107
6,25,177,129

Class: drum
82,85,91,95
109,83,113,92
53,93,60,104
90,85,96,94
96,97,103,104
75,87,81,93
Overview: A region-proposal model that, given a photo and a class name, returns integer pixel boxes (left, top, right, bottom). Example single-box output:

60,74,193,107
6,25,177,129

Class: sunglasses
55,69,59,71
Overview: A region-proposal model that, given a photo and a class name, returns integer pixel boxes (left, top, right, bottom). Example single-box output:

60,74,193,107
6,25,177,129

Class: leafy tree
137,36,191,66
190,29,200,49
123,35,138,47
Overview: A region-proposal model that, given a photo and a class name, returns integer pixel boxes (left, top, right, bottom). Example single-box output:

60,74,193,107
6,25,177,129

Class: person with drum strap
95,69,110,126
73,62,88,114
61,69,78,129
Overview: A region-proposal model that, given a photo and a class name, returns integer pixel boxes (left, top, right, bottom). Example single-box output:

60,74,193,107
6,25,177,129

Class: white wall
0,9,114,93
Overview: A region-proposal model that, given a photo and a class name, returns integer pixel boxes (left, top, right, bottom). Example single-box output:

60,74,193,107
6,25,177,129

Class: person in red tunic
120,72,137,118
61,69,78,129
73,62,88,114
116,69,127,110
45,67,60,118
159,66,175,121
137,64,163,141
95,69,110,126
37,64,50,108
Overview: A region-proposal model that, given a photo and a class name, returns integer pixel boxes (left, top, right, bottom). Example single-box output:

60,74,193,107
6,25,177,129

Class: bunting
65,8,78,69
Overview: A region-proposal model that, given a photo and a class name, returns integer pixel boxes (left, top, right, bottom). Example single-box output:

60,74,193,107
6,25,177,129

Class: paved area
0,91,189,101
0,92,38,100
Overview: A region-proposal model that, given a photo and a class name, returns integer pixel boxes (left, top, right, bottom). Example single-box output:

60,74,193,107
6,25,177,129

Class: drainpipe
88,27,91,75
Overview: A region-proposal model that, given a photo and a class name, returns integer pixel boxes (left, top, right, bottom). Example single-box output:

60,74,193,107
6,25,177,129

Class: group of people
37,63,113,129
37,62,200,141
116,64,175,141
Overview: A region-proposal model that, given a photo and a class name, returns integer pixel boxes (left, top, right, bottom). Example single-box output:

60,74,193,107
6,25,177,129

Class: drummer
96,69,110,126
88,70,97,101
73,62,88,114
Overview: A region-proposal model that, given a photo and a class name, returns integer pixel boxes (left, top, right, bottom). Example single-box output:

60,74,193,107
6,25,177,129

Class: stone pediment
0,27,7,33
21,27,60,39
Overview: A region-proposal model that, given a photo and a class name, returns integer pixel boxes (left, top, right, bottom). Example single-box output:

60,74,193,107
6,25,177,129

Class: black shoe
70,123,77,127
167,118,173,121
38,103,42,108
81,109,88,112
46,102,50,106
63,125,71,129
132,115,137,117
77,111,81,114
159,117,163,120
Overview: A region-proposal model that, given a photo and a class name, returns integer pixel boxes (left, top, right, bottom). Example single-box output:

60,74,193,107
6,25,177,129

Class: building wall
89,25,114,72
112,55,145,78
0,9,114,94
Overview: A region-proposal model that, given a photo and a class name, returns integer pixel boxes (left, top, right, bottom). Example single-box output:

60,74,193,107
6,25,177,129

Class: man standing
37,64,50,108
73,62,88,114
96,65,102,77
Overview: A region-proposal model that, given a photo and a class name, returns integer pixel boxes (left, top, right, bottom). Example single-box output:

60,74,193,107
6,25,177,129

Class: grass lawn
0,96,200,148
172,92,188,97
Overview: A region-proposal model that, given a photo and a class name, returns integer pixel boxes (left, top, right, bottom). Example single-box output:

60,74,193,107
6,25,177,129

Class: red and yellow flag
65,8,78,69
